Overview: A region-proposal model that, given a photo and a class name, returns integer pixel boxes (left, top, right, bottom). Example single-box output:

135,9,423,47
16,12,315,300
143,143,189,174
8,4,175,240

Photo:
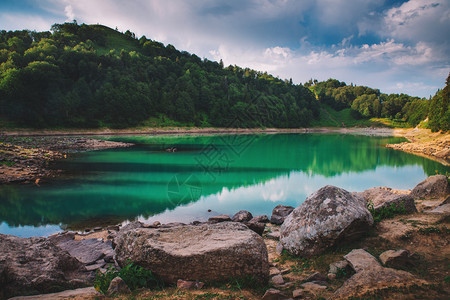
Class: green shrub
367,201,406,224
94,261,162,294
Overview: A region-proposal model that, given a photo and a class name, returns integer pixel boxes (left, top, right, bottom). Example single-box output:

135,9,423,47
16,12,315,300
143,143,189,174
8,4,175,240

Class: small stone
329,260,350,274
86,262,105,271
244,221,265,235
276,242,284,255
153,221,161,227
379,249,412,268
107,276,131,295
270,205,294,225
250,215,270,223
293,289,304,298
262,288,290,300
93,227,103,232
177,279,205,290
327,273,336,280
271,274,285,286
270,267,281,276
300,282,327,296
305,272,327,283
232,210,253,222
267,231,281,240
208,214,231,223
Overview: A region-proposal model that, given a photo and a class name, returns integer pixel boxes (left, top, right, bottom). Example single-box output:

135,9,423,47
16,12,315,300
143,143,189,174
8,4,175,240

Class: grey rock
300,282,327,296
8,287,101,299
329,260,351,275
208,214,231,223
410,175,450,200
250,215,270,223
344,249,381,273
57,238,113,265
275,242,284,255
232,210,253,222
270,205,294,225
262,288,290,300
292,289,304,298
305,272,327,283
177,279,205,290
107,276,131,295
270,274,285,286
427,203,450,215
379,249,412,268
244,221,265,235
280,186,373,257
332,249,427,299
0,234,89,299
114,222,269,284
47,231,75,245
269,267,281,276
85,262,106,271
359,187,417,214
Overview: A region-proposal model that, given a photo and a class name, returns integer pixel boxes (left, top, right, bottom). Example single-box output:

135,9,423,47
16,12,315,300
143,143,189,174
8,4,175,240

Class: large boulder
357,187,417,214
410,175,449,200
0,234,90,299
114,222,269,284
280,186,373,257
270,205,294,225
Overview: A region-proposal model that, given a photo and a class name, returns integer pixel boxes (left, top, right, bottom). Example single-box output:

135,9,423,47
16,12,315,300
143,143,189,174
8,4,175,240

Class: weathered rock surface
8,287,101,299
329,260,351,275
305,272,328,284
332,249,427,299
208,214,232,223
114,222,269,284
176,279,205,290
261,288,290,300
57,238,113,265
244,221,265,235
107,276,131,295
250,215,270,223
280,186,373,257
379,250,413,269
300,282,327,296
0,234,90,299
410,175,449,200
270,274,285,286
231,210,253,222
270,205,294,225
357,187,417,214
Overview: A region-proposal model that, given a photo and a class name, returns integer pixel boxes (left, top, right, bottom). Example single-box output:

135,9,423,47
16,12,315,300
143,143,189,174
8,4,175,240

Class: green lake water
1,133,448,237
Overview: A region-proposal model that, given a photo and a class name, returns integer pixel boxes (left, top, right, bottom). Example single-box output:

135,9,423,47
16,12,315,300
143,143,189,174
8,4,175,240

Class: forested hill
0,22,319,128
0,22,448,130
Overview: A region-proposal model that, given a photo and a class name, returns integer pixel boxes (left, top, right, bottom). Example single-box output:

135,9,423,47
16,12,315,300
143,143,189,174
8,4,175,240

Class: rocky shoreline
0,136,132,184
1,175,449,299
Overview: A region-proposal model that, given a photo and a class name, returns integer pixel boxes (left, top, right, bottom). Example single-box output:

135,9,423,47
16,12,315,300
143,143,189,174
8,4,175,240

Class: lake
1,133,448,237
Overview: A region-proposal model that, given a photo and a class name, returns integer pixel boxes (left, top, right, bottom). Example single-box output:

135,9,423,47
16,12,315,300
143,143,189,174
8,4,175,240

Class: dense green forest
0,22,448,130
305,74,449,131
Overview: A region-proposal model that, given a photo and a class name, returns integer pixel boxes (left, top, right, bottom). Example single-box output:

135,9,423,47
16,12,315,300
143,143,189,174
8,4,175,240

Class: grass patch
0,161,15,167
418,226,448,235
94,261,163,294
367,201,407,224
311,105,387,128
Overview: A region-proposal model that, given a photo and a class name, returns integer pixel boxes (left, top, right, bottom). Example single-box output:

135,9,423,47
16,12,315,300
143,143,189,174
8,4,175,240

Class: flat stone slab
344,249,380,272
426,203,450,215
9,287,101,299
57,238,113,265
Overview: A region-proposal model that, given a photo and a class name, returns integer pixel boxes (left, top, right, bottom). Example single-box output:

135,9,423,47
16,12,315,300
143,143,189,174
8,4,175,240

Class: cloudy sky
0,0,448,97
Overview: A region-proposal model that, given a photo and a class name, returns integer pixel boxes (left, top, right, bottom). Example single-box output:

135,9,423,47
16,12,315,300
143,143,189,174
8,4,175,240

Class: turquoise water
0,133,448,237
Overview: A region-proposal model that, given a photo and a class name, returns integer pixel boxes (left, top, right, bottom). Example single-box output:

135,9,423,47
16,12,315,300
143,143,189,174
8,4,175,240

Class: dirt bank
386,128,450,166
0,136,132,184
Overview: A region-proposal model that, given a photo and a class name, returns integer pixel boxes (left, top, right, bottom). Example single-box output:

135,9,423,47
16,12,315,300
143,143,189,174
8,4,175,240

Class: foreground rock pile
1,174,448,299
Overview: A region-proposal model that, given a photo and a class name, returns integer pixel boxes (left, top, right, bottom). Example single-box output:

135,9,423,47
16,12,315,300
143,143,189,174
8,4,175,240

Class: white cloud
64,5,75,22
0,13,51,32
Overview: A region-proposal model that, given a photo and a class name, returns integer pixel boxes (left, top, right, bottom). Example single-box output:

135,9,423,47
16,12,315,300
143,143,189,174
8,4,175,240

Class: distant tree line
305,76,449,132
0,22,318,128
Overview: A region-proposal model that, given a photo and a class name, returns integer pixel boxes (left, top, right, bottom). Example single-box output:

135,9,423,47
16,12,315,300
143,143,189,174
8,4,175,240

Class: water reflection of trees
0,134,447,230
